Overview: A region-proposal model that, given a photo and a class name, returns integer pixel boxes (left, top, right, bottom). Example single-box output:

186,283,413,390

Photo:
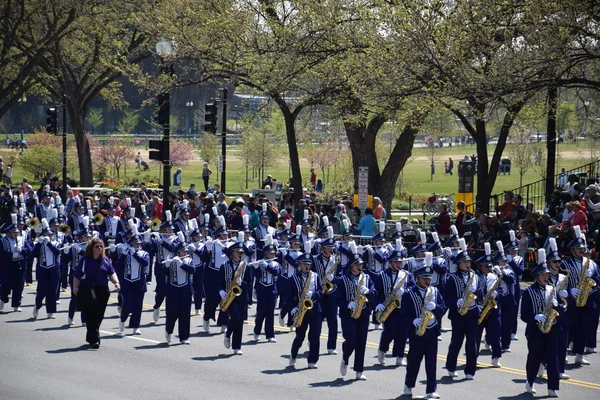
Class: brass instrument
322,257,341,293
416,287,434,336
220,261,246,312
575,257,597,307
351,273,368,319
150,218,162,232
28,218,41,229
458,270,477,316
539,285,559,334
376,271,408,323
557,269,569,310
478,271,503,325
293,272,314,328
94,213,104,225
59,224,71,236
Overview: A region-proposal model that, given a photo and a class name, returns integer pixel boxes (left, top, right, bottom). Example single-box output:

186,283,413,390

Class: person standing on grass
202,162,212,191
173,168,182,192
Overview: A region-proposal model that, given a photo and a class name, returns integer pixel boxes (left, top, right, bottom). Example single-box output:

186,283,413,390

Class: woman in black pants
72,238,120,349
202,162,212,191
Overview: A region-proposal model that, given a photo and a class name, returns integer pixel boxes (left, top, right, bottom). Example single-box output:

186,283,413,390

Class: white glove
559,290,568,298
108,244,116,252
469,284,477,292
291,307,299,316
236,277,242,285
506,255,513,262
252,262,260,269
326,274,334,282
205,241,214,251
15,246,21,253
552,298,558,307
305,291,313,299
412,318,422,328
360,285,369,295
348,301,357,310
144,231,151,243
365,245,373,252
492,266,501,275
457,298,465,307
172,256,182,266
187,244,195,252
534,314,547,324
63,246,70,254
395,287,405,297
280,248,287,257
490,291,498,299
571,288,582,297
585,267,593,278
426,301,436,311
375,304,385,312
12,251,20,258
104,231,110,237
219,290,227,300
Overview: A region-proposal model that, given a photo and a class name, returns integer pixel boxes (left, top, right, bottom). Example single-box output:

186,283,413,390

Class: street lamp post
186,101,194,138
584,100,591,159
156,39,175,215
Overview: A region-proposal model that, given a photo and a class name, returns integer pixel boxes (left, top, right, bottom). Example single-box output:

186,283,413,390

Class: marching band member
405,231,428,273
99,204,119,246
63,222,91,326
474,243,502,367
219,240,252,355
337,220,357,268
442,225,461,274
149,211,178,323
521,249,560,397
546,238,571,379
32,219,62,319
299,210,315,246
286,252,322,368
34,191,54,220
117,234,149,336
493,241,517,353
0,214,33,312
252,234,281,342
67,202,85,233
427,232,448,291
278,226,303,329
312,216,331,256
174,202,192,243
186,219,205,316
252,204,275,259
313,228,342,354
375,239,413,366
401,252,446,399
445,238,483,380
337,252,377,380
164,233,195,345
504,230,525,341
202,217,231,333
561,225,600,365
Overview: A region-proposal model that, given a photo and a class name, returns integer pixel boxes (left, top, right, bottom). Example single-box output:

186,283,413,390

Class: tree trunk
69,104,94,186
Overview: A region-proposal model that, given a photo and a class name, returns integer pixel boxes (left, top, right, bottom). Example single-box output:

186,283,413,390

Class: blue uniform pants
121,287,145,329
291,309,322,364
321,293,339,350
500,300,516,350
153,273,166,310
476,309,502,359
405,332,438,393
379,310,410,358
446,316,478,376
254,290,276,339
35,267,60,313
67,273,86,323
526,328,560,390
1,267,26,308
569,306,597,355
585,305,599,349
165,287,192,341
226,298,246,350
203,284,229,326
341,312,370,373
192,271,204,311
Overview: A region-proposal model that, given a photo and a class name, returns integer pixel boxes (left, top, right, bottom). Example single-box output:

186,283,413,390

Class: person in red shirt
372,197,384,220
310,168,317,186
436,204,451,238
570,201,588,232
152,196,163,220
455,201,466,235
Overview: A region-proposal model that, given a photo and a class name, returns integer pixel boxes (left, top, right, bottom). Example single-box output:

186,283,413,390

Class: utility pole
220,88,228,194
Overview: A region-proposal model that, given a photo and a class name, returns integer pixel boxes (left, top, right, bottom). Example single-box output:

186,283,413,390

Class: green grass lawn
2,138,594,202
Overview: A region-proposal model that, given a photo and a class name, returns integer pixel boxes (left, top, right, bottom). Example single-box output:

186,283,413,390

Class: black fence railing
467,159,600,214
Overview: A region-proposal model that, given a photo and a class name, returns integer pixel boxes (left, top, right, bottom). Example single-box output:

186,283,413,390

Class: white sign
358,166,368,210
219,155,224,173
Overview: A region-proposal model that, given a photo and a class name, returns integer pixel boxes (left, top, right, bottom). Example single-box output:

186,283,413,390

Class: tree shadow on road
46,344,90,354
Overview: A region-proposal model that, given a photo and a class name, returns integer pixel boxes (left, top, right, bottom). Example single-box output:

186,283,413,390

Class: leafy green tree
87,108,104,134
117,109,139,135
19,145,62,179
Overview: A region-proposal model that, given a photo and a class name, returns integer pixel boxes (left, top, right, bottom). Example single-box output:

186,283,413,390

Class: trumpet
28,218,40,229
59,224,72,236
94,213,104,225
150,218,161,232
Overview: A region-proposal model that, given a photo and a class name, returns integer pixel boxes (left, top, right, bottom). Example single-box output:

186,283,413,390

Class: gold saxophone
94,213,104,225
59,224,71,236
150,218,162,232
458,270,477,316
416,287,435,336
376,271,408,323
478,271,503,325
575,257,597,307
220,261,246,311
539,285,559,334
322,257,341,293
292,272,314,328
351,273,368,319
28,218,40,229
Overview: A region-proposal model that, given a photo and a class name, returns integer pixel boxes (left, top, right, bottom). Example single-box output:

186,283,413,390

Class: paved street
1,285,599,400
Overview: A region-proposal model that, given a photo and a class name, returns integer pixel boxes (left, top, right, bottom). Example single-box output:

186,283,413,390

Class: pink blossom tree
151,139,195,168
96,138,135,179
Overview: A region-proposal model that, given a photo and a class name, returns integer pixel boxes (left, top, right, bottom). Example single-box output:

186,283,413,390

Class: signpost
357,166,370,212
457,160,475,211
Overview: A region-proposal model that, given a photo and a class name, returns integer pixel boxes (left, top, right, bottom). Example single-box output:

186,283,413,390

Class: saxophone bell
28,218,41,229
94,213,104,225
59,224,71,236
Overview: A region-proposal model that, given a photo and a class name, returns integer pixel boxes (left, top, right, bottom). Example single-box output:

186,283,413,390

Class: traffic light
153,93,170,126
149,140,165,161
204,102,218,134
46,107,58,134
